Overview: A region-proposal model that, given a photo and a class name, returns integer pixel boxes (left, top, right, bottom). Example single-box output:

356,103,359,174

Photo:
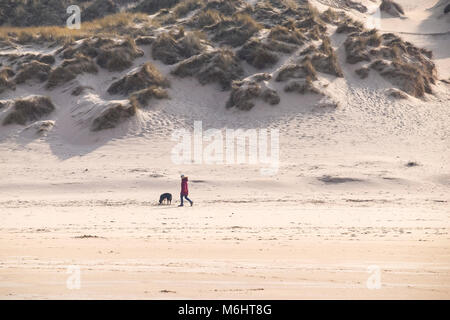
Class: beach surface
1,134,449,299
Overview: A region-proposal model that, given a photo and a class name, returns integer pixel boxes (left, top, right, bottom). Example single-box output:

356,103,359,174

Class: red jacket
181,177,189,196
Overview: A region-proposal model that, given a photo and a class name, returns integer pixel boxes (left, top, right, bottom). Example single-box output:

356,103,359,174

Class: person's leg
185,196,193,206
180,193,184,206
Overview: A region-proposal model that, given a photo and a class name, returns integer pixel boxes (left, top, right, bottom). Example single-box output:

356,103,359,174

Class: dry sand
0,0,449,299
0,134,449,299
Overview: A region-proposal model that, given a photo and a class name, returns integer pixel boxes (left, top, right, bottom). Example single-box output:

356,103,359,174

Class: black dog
159,193,172,205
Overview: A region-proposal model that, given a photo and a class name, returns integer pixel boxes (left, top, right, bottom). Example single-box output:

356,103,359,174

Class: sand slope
0,0,449,299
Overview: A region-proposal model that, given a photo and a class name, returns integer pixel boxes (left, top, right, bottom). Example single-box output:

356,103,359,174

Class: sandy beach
1,132,449,299
0,0,449,299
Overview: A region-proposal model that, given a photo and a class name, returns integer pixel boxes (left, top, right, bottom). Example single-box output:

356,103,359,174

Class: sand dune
0,0,449,299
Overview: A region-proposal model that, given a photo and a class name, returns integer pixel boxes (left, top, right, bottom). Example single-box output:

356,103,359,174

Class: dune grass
173,0,204,18
0,12,150,44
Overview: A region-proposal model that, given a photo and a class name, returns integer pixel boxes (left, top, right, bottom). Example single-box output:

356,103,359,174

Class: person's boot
190,201,193,207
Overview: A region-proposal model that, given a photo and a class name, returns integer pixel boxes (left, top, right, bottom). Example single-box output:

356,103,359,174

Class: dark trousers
180,194,192,206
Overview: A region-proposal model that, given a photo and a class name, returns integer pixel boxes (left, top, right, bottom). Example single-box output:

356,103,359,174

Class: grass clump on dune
2,96,55,126
96,38,144,71
155,0,204,25
173,0,204,18
276,60,317,82
205,0,248,16
179,31,207,56
344,34,372,64
108,62,170,95
172,48,244,90
238,39,279,69
210,13,261,47
343,28,437,97
226,73,280,111
14,60,51,84
0,68,16,93
130,86,169,109
60,37,144,72
380,0,405,17
336,17,364,34
47,54,98,89
312,38,344,77
189,9,223,28
269,25,306,45
284,78,322,95
345,30,439,97
57,36,146,73
152,30,205,65
252,1,287,26
297,39,344,78
320,8,342,24
91,103,136,132
267,0,298,10
371,60,434,97
355,67,370,79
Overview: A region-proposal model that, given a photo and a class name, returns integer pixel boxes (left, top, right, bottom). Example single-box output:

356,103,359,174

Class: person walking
179,174,193,207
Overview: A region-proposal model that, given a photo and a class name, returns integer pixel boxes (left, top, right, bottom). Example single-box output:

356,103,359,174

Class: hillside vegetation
0,0,441,132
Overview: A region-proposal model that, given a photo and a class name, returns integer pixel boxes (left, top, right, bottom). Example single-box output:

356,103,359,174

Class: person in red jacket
179,174,193,207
